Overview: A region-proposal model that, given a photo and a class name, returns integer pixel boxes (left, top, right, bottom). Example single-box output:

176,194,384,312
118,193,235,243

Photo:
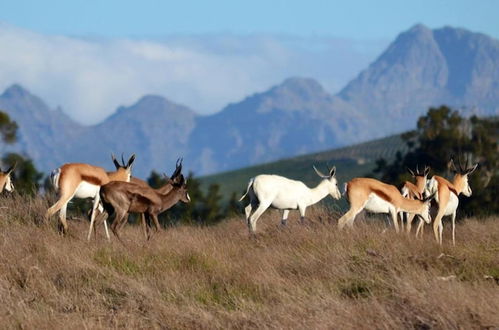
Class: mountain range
1,24,498,178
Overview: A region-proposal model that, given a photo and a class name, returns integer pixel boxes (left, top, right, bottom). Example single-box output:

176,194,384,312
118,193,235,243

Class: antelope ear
424,166,431,177
111,154,121,169
422,192,436,203
6,162,16,174
466,163,478,175
407,167,416,177
329,166,336,177
126,154,136,168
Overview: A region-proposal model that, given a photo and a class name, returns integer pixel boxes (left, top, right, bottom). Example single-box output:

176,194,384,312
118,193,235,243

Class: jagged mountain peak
109,94,197,123
273,77,327,95
220,77,332,117
2,84,32,99
134,94,183,109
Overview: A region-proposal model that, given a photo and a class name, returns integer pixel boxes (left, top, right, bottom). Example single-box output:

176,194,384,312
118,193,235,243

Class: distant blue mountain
1,25,498,177
339,24,499,127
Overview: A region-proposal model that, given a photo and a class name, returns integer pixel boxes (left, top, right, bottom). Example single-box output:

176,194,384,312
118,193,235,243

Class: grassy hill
199,134,407,202
1,194,498,328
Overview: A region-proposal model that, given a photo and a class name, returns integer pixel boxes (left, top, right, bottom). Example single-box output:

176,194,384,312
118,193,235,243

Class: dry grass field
0,194,498,329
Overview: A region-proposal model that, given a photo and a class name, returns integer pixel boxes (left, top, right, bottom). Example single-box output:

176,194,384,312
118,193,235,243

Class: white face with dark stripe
3,175,14,192
461,175,472,197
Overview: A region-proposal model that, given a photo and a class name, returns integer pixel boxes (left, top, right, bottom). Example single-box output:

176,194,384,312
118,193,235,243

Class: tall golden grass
0,194,498,329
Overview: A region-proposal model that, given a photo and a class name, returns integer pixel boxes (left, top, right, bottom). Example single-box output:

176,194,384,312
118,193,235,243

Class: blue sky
0,1,497,124
1,0,497,39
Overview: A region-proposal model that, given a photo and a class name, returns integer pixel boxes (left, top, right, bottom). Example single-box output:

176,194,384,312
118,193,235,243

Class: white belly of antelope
364,193,393,214
444,193,459,216
74,181,100,199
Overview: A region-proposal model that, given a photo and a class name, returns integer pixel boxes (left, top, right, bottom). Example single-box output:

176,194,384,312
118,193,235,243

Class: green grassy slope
199,134,407,202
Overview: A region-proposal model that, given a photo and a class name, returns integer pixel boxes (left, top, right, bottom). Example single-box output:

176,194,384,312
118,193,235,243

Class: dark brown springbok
46,154,135,235
90,158,184,240
99,165,190,243
0,163,16,193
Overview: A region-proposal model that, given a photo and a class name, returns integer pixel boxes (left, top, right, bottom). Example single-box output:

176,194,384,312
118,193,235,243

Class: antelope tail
50,168,62,191
342,182,348,196
239,178,254,202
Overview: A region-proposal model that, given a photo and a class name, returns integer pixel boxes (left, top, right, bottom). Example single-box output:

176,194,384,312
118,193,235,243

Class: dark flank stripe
81,175,103,186
372,188,394,203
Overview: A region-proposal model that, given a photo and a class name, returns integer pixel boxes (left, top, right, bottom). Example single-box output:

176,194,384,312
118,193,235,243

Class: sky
0,0,497,124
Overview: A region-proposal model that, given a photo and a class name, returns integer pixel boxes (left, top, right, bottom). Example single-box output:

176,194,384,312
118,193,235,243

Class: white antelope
419,158,477,245
0,163,16,193
239,166,341,234
338,177,433,232
400,165,430,233
45,154,135,236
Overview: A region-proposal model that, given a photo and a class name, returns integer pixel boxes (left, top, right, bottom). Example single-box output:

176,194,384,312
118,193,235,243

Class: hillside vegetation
1,194,498,329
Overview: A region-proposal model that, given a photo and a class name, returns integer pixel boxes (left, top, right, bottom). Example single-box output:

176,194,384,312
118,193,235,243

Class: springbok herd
0,154,477,246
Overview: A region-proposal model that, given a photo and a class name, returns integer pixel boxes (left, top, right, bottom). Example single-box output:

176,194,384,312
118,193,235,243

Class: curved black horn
448,158,458,173
458,155,465,173
126,154,136,168
121,153,126,167
6,162,16,174
171,158,183,178
111,153,121,169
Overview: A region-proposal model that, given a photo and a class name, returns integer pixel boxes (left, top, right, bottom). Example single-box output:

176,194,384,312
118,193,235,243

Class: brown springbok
400,165,430,233
99,168,190,243
90,158,184,241
0,163,16,193
421,158,478,245
46,154,135,235
338,177,434,232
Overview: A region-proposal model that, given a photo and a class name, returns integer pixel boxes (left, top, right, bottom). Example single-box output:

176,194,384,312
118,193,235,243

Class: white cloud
0,23,385,125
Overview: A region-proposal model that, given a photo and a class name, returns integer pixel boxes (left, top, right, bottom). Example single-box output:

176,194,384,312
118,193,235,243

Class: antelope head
448,156,478,197
313,165,341,200
417,193,436,224
173,174,190,203
111,153,136,181
407,164,431,196
0,163,16,192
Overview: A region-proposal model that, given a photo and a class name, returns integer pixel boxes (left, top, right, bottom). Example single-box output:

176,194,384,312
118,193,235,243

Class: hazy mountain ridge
1,24,498,177
187,77,369,173
0,85,88,170
339,24,499,127
77,95,197,172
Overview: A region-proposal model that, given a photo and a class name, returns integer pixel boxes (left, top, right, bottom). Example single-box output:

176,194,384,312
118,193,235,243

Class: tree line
372,105,498,216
